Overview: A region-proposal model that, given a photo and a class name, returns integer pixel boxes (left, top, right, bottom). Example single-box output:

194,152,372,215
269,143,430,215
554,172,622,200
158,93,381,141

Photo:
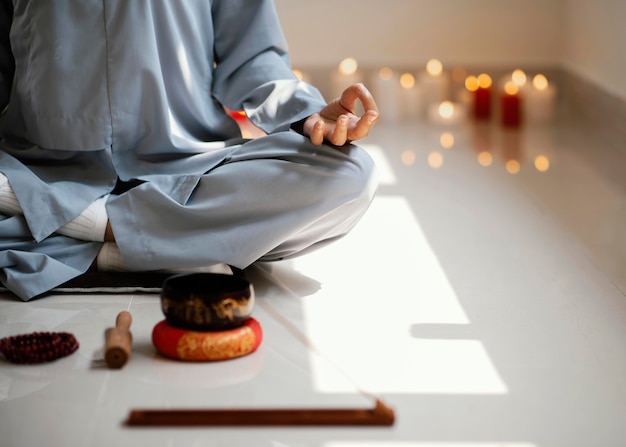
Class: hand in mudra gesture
303,83,380,146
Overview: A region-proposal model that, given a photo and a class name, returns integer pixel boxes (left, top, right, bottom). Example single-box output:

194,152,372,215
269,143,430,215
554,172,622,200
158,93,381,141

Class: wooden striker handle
105,311,133,369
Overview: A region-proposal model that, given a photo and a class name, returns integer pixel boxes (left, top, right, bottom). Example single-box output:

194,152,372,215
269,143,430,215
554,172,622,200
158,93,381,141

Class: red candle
466,74,492,120
501,81,521,127
474,87,491,119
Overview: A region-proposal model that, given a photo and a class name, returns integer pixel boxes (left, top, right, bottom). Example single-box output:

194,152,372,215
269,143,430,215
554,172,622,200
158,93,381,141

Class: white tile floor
2,113,626,447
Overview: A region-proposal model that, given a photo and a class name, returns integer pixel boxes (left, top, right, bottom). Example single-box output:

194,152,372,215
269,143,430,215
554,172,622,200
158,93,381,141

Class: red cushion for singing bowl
152,317,262,361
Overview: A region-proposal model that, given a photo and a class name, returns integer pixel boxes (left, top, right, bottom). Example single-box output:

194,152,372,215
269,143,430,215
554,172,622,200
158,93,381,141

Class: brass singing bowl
160,273,254,331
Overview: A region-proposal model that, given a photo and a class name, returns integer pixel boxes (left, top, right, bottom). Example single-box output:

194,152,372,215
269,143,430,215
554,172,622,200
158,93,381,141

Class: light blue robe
0,0,377,300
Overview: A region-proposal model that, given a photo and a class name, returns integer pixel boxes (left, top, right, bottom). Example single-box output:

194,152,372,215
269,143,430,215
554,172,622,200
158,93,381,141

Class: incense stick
126,398,395,427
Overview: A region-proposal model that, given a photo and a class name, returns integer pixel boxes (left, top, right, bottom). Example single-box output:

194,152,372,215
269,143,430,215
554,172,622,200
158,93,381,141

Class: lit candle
499,68,527,91
501,81,522,128
511,69,527,88
331,57,363,100
418,59,449,115
370,67,401,122
467,73,492,119
427,100,467,125
524,74,557,123
399,72,423,120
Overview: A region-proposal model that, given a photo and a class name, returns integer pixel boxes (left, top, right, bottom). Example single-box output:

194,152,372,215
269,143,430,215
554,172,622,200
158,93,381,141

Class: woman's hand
303,83,379,146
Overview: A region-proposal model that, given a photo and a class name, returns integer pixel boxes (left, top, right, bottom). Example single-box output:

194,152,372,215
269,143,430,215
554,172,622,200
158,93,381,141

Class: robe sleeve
0,0,14,114
210,0,327,134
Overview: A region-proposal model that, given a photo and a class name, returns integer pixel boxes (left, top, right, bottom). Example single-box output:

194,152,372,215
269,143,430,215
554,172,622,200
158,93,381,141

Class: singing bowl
160,273,254,331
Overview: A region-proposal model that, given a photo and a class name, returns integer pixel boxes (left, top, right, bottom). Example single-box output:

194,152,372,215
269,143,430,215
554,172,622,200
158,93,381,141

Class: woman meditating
0,0,379,300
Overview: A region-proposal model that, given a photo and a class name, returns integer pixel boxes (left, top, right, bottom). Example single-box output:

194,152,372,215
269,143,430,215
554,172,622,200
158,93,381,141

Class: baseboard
558,68,626,149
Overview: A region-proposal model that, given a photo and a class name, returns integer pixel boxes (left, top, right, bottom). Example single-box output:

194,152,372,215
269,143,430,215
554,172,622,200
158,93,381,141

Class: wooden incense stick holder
126,398,395,427
105,311,132,369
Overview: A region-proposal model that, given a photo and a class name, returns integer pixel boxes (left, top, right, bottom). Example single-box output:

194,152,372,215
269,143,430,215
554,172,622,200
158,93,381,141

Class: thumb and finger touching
304,83,380,146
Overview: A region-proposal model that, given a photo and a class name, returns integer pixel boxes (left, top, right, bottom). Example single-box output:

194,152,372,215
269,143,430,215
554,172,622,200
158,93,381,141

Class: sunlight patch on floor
362,144,397,186
292,194,508,394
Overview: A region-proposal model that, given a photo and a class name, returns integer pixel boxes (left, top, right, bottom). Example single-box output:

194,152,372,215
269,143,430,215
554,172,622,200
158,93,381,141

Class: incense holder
160,273,254,331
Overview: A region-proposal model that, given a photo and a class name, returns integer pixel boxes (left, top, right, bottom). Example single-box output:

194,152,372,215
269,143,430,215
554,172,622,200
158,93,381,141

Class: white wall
274,0,564,69
562,0,626,101
275,0,626,101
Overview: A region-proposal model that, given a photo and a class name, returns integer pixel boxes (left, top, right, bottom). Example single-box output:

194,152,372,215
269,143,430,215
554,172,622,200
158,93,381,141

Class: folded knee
325,142,378,206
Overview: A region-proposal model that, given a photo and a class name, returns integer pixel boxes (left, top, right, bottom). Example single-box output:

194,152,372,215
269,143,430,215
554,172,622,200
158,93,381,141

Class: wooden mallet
105,311,132,369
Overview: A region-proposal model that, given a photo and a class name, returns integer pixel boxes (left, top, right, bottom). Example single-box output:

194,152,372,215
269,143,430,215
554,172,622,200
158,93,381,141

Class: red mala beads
0,332,79,364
